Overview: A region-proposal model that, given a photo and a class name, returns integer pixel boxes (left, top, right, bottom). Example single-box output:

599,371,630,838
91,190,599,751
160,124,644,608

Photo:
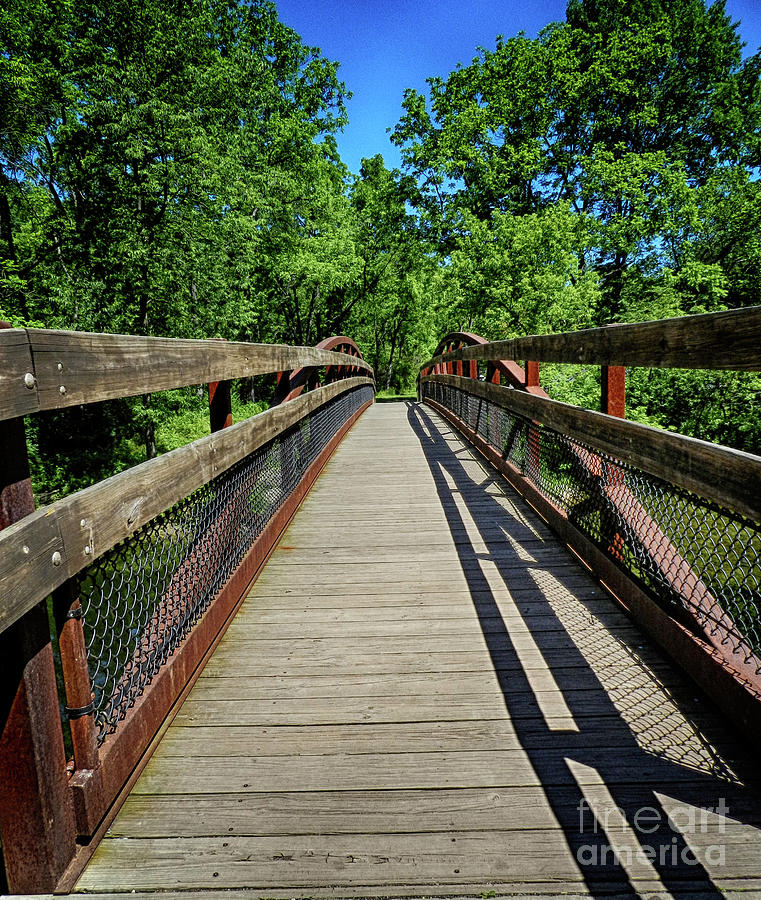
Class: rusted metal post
487,362,500,385
525,361,542,478
208,338,233,431
274,370,291,405
601,365,626,418
209,379,232,431
601,365,626,559
525,360,540,391
0,320,78,892
52,582,104,837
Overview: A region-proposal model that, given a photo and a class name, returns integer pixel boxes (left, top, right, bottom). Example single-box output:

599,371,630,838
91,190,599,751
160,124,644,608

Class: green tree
348,155,433,390
392,0,760,323
0,0,354,491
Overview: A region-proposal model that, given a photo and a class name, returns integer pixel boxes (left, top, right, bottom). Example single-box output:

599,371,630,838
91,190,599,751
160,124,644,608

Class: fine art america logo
576,798,728,867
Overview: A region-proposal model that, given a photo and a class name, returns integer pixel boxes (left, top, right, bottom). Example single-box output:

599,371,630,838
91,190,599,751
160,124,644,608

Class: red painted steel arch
422,331,548,397
276,336,369,404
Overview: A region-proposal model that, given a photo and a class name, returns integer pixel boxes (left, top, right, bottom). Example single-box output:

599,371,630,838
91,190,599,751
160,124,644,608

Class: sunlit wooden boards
76,403,761,898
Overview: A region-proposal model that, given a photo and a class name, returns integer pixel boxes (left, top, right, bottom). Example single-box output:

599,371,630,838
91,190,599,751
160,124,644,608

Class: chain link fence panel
75,384,373,742
423,380,761,674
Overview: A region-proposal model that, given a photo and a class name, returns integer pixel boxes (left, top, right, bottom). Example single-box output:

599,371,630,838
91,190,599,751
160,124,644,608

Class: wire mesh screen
423,380,761,675
75,384,373,742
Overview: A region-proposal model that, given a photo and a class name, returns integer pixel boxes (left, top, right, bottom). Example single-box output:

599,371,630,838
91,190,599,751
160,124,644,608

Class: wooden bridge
1,310,761,899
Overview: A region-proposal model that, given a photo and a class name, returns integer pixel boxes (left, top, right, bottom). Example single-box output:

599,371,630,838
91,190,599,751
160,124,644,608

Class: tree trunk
143,419,156,460
0,177,17,264
142,395,156,460
384,321,403,391
238,377,256,404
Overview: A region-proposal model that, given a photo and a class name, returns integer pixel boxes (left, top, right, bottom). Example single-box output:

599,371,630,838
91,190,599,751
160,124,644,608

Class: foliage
1,0,366,493
391,0,761,448
348,155,437,390
3,0,761,500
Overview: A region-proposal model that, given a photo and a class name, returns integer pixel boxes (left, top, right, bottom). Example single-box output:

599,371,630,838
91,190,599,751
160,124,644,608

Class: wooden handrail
420,373,761,525
0,329,373,421
421,306,761,372
0,326,374,894
0,376,373,636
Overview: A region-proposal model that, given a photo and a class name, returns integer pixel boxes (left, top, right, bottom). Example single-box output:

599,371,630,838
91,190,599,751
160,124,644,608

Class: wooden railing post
0,325,77,893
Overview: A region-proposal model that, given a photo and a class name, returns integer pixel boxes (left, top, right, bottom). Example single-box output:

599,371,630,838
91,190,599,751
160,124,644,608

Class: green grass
375,388,417,402
155,395,269,455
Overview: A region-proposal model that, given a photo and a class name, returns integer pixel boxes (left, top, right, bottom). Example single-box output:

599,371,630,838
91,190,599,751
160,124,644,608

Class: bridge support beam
525,360,540,391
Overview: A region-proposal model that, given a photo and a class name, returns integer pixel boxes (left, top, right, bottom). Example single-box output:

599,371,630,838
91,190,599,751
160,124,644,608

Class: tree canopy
2,0,760,495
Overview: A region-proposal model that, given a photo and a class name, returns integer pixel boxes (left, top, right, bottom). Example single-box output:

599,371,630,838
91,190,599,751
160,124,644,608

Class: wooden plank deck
75,402,761,899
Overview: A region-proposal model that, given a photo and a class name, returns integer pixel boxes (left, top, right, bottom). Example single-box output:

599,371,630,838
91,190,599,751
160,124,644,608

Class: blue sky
275,0,761,176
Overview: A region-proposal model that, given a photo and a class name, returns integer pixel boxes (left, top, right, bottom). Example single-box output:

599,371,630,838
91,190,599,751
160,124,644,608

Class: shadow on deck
408,401,761,898
73,402,761,899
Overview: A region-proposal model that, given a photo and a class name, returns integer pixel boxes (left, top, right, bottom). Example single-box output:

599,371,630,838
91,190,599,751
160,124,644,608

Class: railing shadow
407,400,761,898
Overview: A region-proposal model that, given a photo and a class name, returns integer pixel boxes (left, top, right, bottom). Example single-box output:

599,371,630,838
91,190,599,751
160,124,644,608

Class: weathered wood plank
232,599,624,625
423,373,761,523
261,546,573,567
0,506,68,632
247,576,578,596
249,562,585,591
171,687,681,727
76,826,761,892
0,378,372,634
104,786,579,835
107,781,761,838
423,305,761,371
243,579,602,606
142,719,725,767
198,647,640,677
6,329,371,416
40,889,761,900
186,667,631,700
220,613,632,640
212,629,644,653
0,327,40,418
77,831,585,891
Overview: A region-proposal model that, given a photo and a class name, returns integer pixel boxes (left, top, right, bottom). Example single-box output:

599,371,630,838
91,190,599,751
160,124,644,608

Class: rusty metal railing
420,307,761,747
0,328,374,893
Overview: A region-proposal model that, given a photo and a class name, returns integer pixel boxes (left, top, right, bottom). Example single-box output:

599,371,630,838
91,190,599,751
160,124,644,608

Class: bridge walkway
75,402,761,898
